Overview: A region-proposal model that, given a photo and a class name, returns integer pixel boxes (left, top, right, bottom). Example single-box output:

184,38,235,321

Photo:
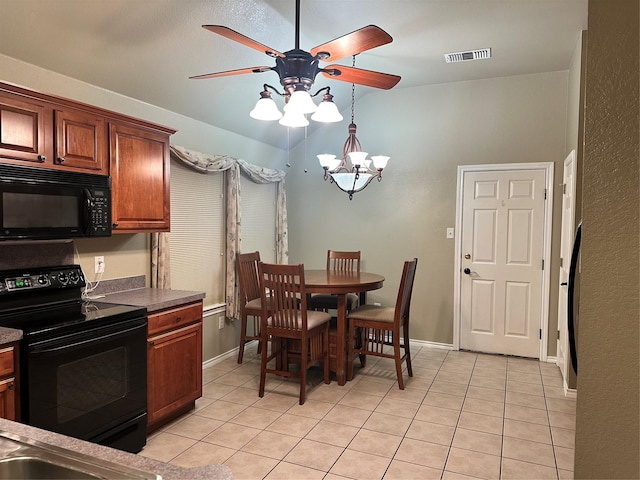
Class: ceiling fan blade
202,25,285,58
189,66,272,80
322,65,401,90
311,25,393,62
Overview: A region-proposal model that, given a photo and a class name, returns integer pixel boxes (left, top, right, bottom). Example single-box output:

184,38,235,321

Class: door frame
453,162,555,361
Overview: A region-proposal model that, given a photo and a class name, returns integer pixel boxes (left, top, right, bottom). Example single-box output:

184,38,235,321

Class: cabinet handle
175,316,182,323
8,382,14,391
37,154,46,162
112,222,119,229
57,157,65,164
149,340,155,347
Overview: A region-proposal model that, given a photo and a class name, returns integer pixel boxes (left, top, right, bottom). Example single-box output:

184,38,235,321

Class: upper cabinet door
54,109,108,174
110,122,170,233
0,91,52,165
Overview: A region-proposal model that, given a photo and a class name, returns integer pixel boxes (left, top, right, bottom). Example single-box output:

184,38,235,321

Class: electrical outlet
446,227,455,239
218,316,225,330
94,256,105,274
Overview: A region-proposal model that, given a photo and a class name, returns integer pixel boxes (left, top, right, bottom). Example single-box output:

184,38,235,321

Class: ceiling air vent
444,48,492,63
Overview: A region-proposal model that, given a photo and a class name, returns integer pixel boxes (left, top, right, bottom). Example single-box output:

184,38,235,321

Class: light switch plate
446,228,455,239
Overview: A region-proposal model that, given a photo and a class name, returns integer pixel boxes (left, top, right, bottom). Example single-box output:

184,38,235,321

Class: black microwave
0,164,111,241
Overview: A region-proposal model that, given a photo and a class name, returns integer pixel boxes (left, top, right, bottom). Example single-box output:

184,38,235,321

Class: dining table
303,269,385,386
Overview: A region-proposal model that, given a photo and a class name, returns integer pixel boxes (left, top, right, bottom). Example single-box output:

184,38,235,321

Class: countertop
99,288,206,313
0,327,22,345
0,418,232,480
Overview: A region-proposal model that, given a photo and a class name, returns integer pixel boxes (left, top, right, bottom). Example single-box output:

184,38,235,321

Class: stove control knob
37,275,48,286
68,271,80,284
57,273,69,285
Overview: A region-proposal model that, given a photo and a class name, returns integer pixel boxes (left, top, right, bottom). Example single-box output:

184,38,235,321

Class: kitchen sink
0,456,103,479
0,431,161,479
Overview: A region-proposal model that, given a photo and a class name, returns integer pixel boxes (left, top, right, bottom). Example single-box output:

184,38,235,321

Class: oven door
25,317,147,445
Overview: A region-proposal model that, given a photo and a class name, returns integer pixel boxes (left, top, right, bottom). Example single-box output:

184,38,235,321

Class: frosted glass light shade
332,172,373,192
371,155,390,169
311,99,343,123
317,154,341,171
284,90,317,114
249,97,283,121
279,109,309,128
347,151,368,167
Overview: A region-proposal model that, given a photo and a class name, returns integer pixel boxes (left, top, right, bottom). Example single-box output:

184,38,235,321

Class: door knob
464,254,471,259
463,268,471,275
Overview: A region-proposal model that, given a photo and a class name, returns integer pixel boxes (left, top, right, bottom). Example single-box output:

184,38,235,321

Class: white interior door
459,168,547,357
556,151,577,388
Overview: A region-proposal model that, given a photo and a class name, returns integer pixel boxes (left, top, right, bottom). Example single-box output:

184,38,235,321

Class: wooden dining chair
258,262,331,405
236,251,270,364
308,250,362,312
346,258,418,389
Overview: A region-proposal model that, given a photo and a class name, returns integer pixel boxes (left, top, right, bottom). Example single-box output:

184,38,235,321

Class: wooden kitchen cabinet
0,343,19,421
0,90,52,166
147,301,202,432
0,89,108,174
110,122,171,233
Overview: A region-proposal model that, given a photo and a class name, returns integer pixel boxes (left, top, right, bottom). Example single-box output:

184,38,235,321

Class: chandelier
317,78,389,200
249,83,343,128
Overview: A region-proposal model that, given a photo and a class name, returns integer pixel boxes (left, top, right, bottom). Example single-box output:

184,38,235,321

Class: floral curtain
149,144,288,320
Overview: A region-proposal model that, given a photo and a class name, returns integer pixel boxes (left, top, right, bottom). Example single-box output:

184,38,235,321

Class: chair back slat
394,258,418,326
260,263,307,332
237,251,262,304
327,250,361,272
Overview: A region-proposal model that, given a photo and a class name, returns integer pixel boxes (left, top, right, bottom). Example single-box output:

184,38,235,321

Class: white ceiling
0,0,588,150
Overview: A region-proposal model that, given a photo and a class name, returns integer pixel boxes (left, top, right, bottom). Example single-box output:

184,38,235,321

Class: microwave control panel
89,188,111,235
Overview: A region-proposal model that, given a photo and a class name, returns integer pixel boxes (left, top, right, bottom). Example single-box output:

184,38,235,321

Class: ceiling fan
189,0,401,92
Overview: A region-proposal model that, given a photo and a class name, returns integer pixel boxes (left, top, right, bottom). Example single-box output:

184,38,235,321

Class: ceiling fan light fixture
284,87,317,114
310,92,343,123
249,90,283,121
279,109,309,128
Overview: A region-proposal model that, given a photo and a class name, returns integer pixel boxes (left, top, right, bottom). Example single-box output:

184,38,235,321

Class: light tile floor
140,344,576,479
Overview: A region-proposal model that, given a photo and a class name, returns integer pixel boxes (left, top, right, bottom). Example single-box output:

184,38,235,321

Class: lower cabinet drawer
147,301,202,336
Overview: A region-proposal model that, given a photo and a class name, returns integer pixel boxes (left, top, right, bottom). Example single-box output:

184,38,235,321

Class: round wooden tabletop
303,270,385,294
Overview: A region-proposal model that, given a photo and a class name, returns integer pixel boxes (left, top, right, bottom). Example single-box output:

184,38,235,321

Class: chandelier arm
310,86,331,98
263,83,286,98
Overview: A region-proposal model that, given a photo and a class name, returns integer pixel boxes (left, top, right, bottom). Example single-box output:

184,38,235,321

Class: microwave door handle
83,189,92,234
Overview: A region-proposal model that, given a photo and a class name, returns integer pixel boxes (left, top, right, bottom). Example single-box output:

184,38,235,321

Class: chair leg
404,322,413,378
347,321,356,381
238,314,248,364
323,326,330,384
394,338,404,390
258,332,269,398
299,337,308,405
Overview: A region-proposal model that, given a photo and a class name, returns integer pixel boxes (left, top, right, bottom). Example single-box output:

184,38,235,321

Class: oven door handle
29,319,146,354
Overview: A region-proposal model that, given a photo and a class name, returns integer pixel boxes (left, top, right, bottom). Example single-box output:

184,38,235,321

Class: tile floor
139,344,576,479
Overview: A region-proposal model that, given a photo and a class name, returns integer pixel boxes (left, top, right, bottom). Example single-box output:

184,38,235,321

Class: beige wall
287,71,570,350
575,0,639,477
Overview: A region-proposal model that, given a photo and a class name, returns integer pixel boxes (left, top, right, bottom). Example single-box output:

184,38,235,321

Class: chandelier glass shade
249,84,343,127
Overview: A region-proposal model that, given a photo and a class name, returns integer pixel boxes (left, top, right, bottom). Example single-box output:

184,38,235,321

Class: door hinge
559,257,563,268
557,330,560,340
562,183,566,194
541,259,545,270
544,188,547,200
539,329,542,339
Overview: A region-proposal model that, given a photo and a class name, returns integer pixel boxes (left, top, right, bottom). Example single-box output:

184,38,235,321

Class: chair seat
308,293,359,311
348,304,395,323
267,309,331,330
246,297,272,311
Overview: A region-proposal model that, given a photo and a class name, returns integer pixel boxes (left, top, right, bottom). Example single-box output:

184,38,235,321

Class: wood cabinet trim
0,81,176,135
